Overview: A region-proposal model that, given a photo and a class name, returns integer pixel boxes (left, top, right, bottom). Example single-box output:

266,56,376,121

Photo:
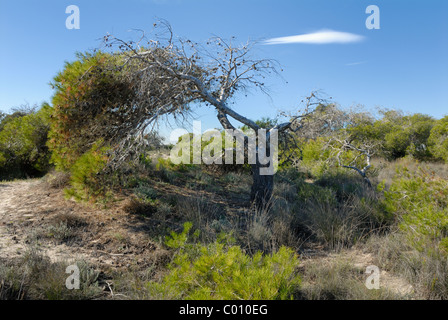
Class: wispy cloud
264,29,365,45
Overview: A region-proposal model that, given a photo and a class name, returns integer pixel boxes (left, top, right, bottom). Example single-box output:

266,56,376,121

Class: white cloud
264,29,365,45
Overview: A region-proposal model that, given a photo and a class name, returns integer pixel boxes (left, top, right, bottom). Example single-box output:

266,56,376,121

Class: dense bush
64,141,111,201
48,50,193,199
428,116,448,163
298,137,333,178
0,104,51,180
383,165,448,254
48,51,133,171
293,170,390,250
348,111,435,161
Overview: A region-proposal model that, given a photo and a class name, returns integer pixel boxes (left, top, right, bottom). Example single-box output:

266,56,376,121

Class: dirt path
345,250,414,297
0,180,89,263
0,179,164,270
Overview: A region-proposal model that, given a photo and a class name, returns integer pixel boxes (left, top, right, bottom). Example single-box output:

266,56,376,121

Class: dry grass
300,196,382,251
42,170,71,189
221,172,252,194
365,233,448,299
0,246,103,300
298,256,403,300
123,197,158,217
374,157,448,188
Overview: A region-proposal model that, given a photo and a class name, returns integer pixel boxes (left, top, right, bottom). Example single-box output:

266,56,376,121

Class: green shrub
147,222,301,300
156,157,192,173
48,51,131,171
428,116,448,163
0,104,51,179
64,141,110,201
300,137,332,178
383,166,448,254
346,111,435,161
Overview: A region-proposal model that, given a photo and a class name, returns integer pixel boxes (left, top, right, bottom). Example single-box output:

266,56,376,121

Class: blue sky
1,0,447,139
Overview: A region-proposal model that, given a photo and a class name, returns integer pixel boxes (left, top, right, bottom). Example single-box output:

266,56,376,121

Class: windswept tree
50,21,325,208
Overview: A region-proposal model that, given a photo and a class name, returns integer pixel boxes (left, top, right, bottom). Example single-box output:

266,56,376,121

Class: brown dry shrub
123,197,158,217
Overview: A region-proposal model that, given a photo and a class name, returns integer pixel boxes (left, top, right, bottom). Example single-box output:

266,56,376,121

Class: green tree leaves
0,104,51,179
48,51,130,171
428,116,448,163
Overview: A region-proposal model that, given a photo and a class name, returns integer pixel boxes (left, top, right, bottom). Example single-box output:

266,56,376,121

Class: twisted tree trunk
250,141,274,211
250,162,274,211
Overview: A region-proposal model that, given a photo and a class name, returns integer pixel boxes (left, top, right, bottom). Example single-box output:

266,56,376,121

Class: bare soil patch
0,179,168,272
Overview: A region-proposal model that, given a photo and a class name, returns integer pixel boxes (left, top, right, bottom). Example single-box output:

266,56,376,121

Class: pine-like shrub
383,166,448,254
64,141,110,201
148,222,301,300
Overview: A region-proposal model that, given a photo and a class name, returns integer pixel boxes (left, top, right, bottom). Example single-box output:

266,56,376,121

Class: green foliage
428,116,448,163
48,51,129,171
0,110,29,132
64,141,110,201
164,221,195,250
241,117,278,131
300,137,332,177
156,157,192,172
171,131,248,174
348,111,435,161
0,104,51,179
47,51,142,200
149,223,301,300
383,165,448,254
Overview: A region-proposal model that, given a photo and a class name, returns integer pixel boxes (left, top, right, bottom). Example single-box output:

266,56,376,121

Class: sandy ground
300,249,414,297
0,180,71,261
0,179,164,270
